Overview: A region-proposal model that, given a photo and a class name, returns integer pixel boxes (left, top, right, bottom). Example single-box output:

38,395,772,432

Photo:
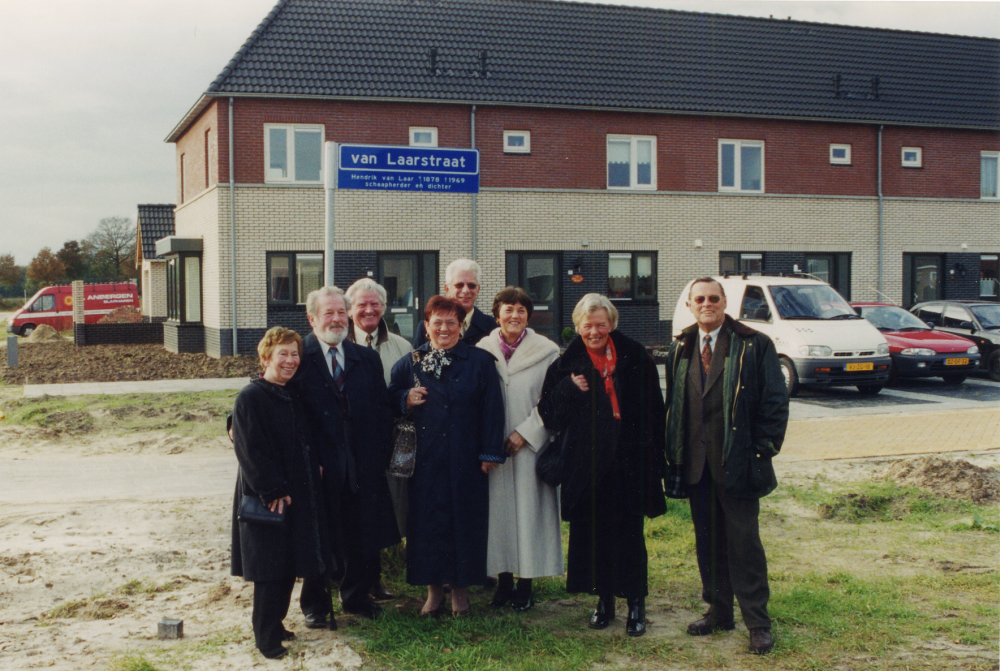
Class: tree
56,241,87,281
86,216,136,281
27,247,66,286
0,253,18,287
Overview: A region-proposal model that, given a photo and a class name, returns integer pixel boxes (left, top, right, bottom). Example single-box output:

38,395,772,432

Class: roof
136,204,176,261
168,0,1000,142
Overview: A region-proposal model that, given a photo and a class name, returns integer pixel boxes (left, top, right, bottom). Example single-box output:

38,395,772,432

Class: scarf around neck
420,347,454,379
586,337,620,419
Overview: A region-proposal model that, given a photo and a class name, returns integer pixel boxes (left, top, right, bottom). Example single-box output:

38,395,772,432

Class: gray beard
317,326,346,347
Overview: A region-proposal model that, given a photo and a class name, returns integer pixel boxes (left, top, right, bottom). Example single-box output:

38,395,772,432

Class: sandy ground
1,423,998,670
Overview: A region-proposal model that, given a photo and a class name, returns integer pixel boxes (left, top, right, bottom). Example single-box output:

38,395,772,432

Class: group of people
230,259,789,660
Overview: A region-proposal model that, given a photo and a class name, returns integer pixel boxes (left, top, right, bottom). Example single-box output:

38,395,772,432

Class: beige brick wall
174,187,223,328
140,260,168,318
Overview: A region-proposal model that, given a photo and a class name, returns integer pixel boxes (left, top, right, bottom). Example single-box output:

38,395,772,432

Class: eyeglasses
452,282,478,290
692,295,723,304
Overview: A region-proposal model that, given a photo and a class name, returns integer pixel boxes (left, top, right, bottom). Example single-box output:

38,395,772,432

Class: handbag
388,352,422,479
237,470,286,526
535,430,568,487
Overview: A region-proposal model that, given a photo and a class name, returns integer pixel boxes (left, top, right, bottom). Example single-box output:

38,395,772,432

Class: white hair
305,286,347,317
445,258,481,285
345,278,387,306
572,293,619,331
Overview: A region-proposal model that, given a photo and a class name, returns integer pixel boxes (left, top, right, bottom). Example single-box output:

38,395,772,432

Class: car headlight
900,347,935,356
968,345,979,355
877,343,890,356
798,345,832,357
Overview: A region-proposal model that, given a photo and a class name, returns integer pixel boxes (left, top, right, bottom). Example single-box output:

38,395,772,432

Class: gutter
877,124,883,297
229,98,238,356
471,104,477,260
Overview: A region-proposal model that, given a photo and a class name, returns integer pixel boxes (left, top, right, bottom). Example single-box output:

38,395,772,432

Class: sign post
324,142,339,286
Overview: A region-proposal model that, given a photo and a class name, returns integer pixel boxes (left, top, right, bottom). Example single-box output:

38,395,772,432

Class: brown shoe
686,615,735,636
749,628,774,655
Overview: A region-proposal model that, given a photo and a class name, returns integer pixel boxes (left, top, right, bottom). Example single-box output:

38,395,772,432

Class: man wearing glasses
412,258,495,347
663,277,788,655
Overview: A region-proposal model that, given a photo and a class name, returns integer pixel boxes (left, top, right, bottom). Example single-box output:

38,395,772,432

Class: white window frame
830,144,852,165
606,135,657,191
409,127,438,147
503,130,531,154
718,139,765,193
981,151,999,199
264,124,324,184
901,146,923,168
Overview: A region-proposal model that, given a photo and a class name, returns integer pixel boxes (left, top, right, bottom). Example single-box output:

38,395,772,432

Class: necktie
701,334,712,375
331,349,345,394
365,334,374,348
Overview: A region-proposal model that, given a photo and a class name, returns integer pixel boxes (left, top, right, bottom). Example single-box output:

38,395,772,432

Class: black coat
230,377,329,582
294,334,401,557
538,330,667,521
388,340,506,587
411,306,494,348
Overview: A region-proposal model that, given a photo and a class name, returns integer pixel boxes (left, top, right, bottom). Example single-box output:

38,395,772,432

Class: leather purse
236,472,286,526
535,430,568,487
388,352,422,479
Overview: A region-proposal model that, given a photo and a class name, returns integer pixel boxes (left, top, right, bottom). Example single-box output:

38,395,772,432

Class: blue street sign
337,144,479,193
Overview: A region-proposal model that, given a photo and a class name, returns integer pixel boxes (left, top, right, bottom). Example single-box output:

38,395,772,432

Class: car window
913,304,943,325
769,284,854,319
30,295,55,312
970,304,1000,329
860,306,926,331
942,305,973,328
740,285,771,321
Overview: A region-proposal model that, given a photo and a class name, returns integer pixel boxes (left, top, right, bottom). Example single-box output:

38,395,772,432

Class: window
29,294,55,313
409,127,438,147
719,140,764,192
503,130,531,154
830,144,851,165
720,252,763,275
901,146,922,168
981,254,999,299
740,285,771,321
267,253,324,305
942,305,974,329
607,135,656,190
265,124,323,183
608,252,655,300
167,253,202,323
982,152,999,199
805,253,852,300
903,253,943,307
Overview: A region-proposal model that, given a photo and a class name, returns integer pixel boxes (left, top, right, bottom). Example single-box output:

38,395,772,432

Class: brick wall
943,253,982,300
881,126,1000,199
176,100,221,205
164,322,205,354
73,322,164,346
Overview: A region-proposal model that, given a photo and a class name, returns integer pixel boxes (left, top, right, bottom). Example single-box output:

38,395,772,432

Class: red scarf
586,337,620,419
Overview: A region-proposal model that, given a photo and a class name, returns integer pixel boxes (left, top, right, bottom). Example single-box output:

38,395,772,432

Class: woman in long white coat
478,287,563,611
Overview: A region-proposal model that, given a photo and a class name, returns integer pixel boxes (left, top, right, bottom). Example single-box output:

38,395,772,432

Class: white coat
478,327,563,578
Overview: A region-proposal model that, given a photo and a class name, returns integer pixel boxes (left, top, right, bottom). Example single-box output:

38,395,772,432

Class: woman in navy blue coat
389,296,506,616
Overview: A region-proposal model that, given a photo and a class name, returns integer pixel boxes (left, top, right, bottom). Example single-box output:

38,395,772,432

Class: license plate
845,362,874,372
945,358,969,366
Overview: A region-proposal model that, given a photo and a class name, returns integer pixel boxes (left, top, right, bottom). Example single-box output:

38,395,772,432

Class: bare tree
27,248,66,286
86,216,136,281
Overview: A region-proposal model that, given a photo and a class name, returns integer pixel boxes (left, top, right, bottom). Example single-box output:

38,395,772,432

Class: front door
378,252,438,340
904,254,943,307
506,252,561,340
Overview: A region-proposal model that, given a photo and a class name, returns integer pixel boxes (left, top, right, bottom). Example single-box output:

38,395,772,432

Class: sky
1,0,998,266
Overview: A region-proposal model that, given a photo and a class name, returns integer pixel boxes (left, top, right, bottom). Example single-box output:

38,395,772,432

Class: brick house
135,204,175,321
164,0,1000,357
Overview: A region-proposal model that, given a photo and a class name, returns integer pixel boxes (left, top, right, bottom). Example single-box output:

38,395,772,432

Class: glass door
505,252,561,340
904,254,943,307
378,253,438,340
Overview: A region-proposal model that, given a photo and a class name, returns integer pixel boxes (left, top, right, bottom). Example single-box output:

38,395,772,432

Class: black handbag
535,430,568,487
388,352,422,479
236,472,286,526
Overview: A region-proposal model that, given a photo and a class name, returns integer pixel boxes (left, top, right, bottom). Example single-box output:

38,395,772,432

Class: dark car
854,303,980,384
910,301,1000,382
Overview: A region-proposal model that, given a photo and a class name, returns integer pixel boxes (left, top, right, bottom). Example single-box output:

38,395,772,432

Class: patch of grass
45,593,130,620
119,579,183,596
109,652,165,671
789,481,975,524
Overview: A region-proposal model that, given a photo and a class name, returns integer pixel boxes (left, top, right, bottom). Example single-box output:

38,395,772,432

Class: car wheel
21,324,35,337
857,385,883,395
941,374,967,385
988,351,1000,383
779,358,798,398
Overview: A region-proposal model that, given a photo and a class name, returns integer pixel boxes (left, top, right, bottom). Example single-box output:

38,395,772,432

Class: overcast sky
1,0,997,266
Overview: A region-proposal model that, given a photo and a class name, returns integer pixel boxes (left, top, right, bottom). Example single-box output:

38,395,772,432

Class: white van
672,275,891,396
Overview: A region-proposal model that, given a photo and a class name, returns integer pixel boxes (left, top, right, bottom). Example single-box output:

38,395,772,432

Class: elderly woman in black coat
538,293,666,637
231,327,330,659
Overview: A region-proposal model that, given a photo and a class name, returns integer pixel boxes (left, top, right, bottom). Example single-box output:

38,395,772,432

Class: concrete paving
23,377,249,397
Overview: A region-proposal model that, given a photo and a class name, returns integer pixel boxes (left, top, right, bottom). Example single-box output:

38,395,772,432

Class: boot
588,594,615,630
489,572,515,608
625,597,646,637
511,578,533,612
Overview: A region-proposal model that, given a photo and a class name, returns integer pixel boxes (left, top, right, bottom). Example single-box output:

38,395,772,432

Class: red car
853,303,981,384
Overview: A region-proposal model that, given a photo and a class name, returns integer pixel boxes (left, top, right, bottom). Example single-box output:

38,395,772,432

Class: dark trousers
252,576,295,652
337,488,380,607
299,574,332,619
566,506,648,599
689,470,771,629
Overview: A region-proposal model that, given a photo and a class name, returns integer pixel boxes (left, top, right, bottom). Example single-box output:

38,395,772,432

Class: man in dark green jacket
664,278,788,655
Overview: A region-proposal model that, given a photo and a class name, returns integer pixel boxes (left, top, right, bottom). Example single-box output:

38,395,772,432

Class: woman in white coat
478,287,563,611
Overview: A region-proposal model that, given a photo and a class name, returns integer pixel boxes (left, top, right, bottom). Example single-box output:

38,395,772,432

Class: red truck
5,283,140,336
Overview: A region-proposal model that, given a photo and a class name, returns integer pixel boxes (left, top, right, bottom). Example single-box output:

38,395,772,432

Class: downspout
471,105,477,260
229,98,238,356
877,124,884,298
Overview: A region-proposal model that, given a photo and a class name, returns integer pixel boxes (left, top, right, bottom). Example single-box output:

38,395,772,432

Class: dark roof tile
136,205,176,261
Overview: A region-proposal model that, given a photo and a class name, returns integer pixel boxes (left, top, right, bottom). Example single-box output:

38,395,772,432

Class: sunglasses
452,282,478,290
692,295,723,304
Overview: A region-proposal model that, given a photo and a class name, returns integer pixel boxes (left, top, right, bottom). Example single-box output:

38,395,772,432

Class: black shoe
281,629,297,641
304,613,329,629
370,582,396,601
489,574,516,608
259,646,287,659
343,599,383,620
686,614,736,636
511,593,534,612
749,628,774,655
588,596,615,630
625,597,646,637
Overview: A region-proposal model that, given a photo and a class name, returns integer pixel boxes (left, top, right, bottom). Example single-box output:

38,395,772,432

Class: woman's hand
267,496,292,514
405,386,428,409
504,430,527,456
481,461,500,473
570,373,589,392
